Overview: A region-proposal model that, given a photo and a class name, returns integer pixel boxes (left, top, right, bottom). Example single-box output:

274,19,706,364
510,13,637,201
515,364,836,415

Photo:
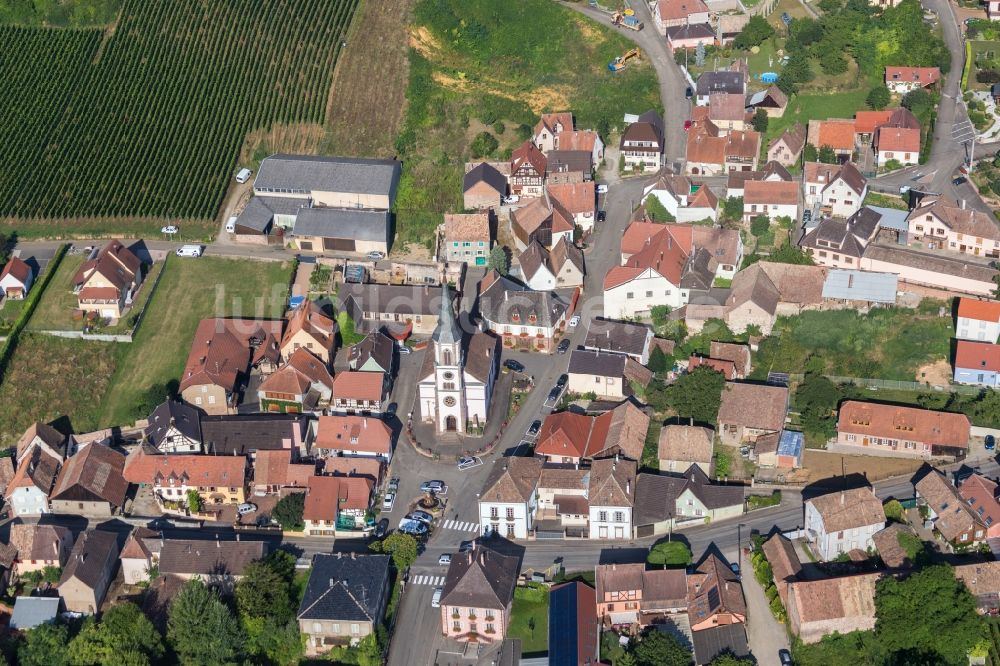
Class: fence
785,373,983,396
746,0,779,17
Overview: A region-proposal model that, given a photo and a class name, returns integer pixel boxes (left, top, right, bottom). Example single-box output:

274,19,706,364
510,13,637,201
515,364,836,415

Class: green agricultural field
0,333,118,447
394,0,661,247
0,0,358,237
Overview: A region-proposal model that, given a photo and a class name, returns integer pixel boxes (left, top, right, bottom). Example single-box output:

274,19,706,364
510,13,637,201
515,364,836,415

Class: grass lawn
25,254,85,331
97,255,293,426
0,298,26,333
749,305,952,382
507,585,549,656
0,333,118,447
864,191,909,210
969,41,1000,92
767,0,811,28
766,87,869,143
26,256,165,333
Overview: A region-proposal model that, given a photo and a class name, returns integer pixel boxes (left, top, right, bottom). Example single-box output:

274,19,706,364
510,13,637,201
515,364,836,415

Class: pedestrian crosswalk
441,519,479,532
411,575,446,587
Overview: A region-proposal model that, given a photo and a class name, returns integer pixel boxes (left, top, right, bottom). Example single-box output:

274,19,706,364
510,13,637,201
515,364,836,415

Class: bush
647,541,692,568
883,499,904,523
977,70,1000,84
866,86,891,110
470,131,499,158
884,158,903,171
733,15,774,50
272,493,305,531
750,215,770,238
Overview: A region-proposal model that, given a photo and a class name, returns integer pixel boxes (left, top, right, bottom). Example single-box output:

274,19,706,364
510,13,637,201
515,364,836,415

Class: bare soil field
802,449,925,484
320,0,414,158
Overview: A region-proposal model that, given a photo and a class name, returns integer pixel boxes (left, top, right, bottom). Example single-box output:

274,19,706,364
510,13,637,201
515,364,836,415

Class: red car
683,119,693,131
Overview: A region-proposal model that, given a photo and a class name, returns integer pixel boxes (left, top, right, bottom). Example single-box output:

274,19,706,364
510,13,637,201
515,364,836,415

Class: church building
417,283,499,433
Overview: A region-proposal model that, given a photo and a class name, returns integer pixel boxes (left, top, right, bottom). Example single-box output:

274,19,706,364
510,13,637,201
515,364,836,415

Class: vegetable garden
0,0,358,229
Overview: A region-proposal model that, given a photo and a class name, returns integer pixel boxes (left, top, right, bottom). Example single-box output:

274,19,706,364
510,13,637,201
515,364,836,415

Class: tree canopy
19,623,70,666
866,86,891,110
666,366,726,426
369,532,418,571
633,628,692,666
647,540,692,568
794,372,840,442
167,580,245,665
875,564,984,665
733,15,774,50
487,245,510,275
272,492,305,531
470,131,499,158
67,602,164,666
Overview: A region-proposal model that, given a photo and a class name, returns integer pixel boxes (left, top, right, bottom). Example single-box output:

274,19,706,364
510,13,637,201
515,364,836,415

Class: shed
756,429,804,469
9,596,61,631
822,269,898,305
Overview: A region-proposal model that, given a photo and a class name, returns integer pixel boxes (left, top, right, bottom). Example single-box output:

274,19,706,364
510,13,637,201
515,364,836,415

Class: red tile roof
815,120,857,151
315,415,392,455
511,141,547,176
876,126,920,153
744,180,799,206
688,355,736,379
955,340,1000,373
885,66,940,87
958,298,1000,323
837,401,970,449
123,450,246,487
180,318,283,393
853,111,893,135
959,474,1000,530
0,256,32,285
303,475,373,520
332,371,385,402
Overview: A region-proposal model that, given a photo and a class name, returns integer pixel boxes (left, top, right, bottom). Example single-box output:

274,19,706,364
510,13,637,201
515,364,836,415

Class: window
614,511,624,522
626,292,633,299
453,621,461,632
313,622,322,633
645,291,652,298
506,523,515,537
506,507,514,520
599,511,608,522
332,623,340,633
490,507,498,519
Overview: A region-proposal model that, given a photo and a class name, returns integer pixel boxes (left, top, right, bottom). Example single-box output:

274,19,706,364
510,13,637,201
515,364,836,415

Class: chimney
962,199,967,210
626,480,631,495
840,490,845,505
329,578,335,588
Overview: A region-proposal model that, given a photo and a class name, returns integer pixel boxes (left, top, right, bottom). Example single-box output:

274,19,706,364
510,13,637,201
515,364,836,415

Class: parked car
528,420,542,437
986,435,996,451
367,250,385,261
399,519,428,536
237,503,257,516
458,456,482,470
235,168,252,184
438,554,452,566
419,480,446,494
388,477,400,491
597,210,607,222
730,562,741,578
225,217,237,233
568,315,580,327
175,244,203,258
803,209,812,222
596,183,609,195
161,225,178,235
431,587,443,607
781,11,792,25
406,510,434,524
504,359,525,373
459,540,475,553
374,518,389,539
398,344,411,355
557,339,571,354
685,86,693,99
556,373,568,390
778,649,793,665
953,176,967,186
548,387,561,402
503,194,520,205
683,119,692,131
382,492,396,512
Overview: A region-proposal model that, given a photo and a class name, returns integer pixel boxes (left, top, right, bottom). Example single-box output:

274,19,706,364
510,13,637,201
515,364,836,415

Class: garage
291,208,391,256
323,238,355,252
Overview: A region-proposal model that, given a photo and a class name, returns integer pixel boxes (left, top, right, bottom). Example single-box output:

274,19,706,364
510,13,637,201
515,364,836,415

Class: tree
167,580,245,665
751,108,769,133
875,564,985,665
236,554,295,625
68,602,164,666
371,532,418,571
272,492,305,531
648,346,669,374
186,489,203,513
750,215,770,238
470,131,499,159
242,617,303,666
803,143,818,162
818,145,838,164
733,15,774,50
487,245,510,276
651,305,671,331
794,372,840,441
666,366,726,425
866,86,891,110
632,628,692,666
902,88,934,118
19,623,70,666
721,196,744,223
819,50,848,75
646,540,692,568
883,499,904,523
710,654,756,666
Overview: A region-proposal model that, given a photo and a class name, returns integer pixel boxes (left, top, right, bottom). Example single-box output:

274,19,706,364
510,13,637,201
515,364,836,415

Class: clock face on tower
443,371,455,380
444,396,457,407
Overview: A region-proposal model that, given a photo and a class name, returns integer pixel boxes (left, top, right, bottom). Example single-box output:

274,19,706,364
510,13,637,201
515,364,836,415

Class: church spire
432,281,462,346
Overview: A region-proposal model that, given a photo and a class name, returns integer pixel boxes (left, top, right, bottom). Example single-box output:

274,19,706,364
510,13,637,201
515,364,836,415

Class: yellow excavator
608,48,640,72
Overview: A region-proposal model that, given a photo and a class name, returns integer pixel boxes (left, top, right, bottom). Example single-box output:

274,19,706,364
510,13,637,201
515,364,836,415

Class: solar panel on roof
548,585,579,666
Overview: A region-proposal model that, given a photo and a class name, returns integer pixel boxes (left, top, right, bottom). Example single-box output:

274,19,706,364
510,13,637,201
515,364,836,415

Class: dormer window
512,313,520,322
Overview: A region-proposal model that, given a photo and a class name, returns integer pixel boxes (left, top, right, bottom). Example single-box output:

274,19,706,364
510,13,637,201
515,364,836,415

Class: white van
225,217,237,233
235,168,252,184
431,588,443,608
176,244,203,258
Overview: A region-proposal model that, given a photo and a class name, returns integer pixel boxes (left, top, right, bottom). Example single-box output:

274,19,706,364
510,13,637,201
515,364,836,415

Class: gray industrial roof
291,208,390,242
254,154,401,197
777,430,804,458
868,205,909,232
234,196,306,233
822,269,898,304
9,597,61,630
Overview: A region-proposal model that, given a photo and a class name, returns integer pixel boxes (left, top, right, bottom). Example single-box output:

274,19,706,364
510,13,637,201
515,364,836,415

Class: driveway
559,1,690,167
743,565,789,666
